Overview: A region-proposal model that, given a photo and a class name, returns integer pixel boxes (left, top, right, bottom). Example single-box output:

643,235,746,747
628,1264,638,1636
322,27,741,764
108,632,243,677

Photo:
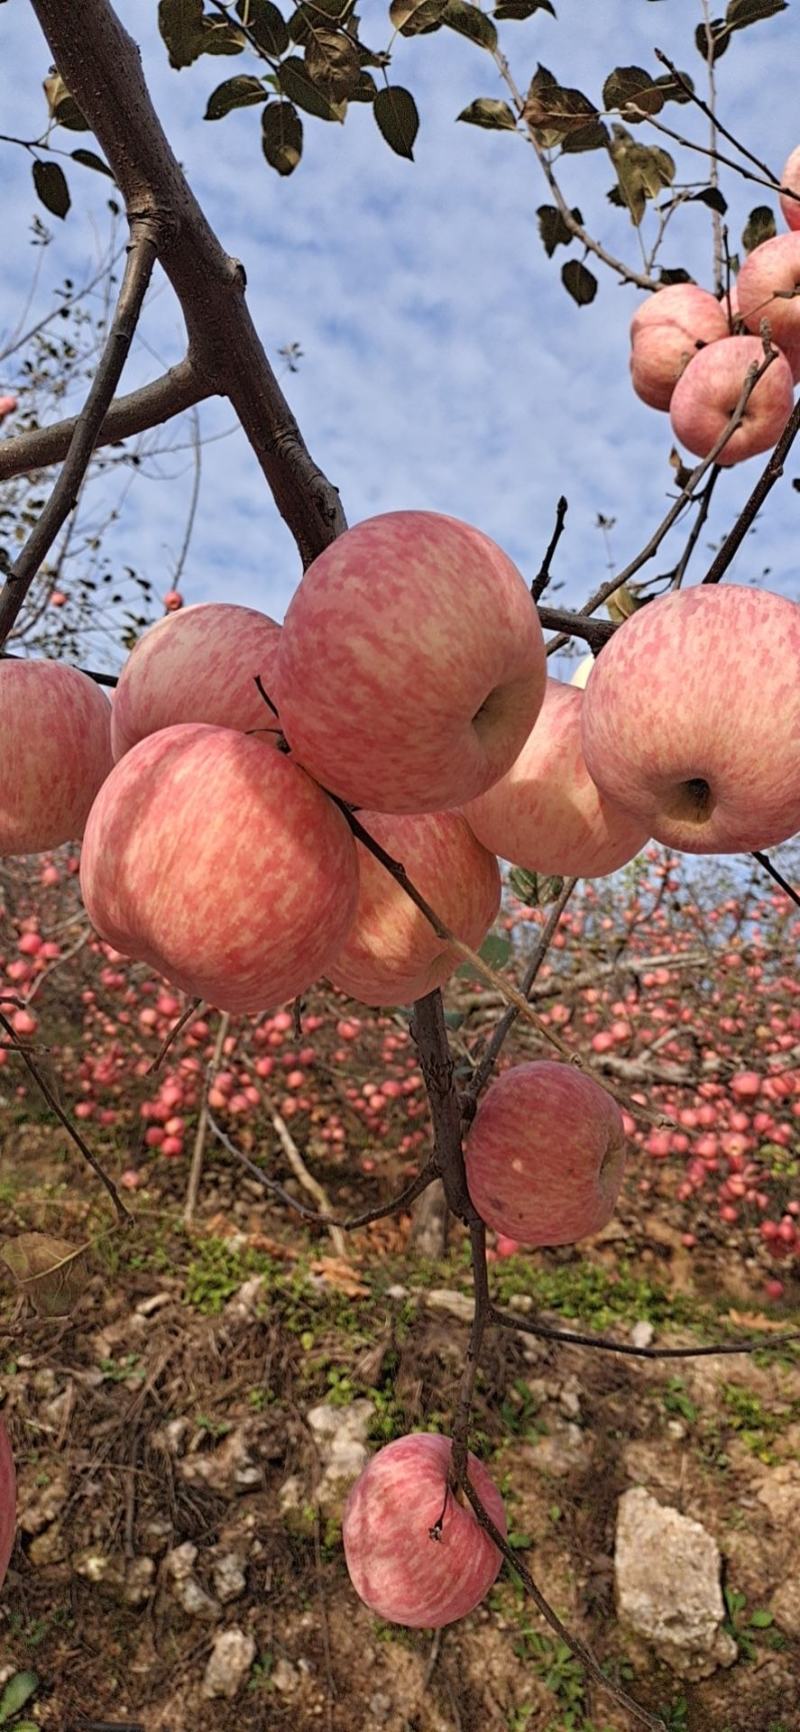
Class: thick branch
0,224,159,646
30,0,346,565
410,992,474,1221
0,358,208,483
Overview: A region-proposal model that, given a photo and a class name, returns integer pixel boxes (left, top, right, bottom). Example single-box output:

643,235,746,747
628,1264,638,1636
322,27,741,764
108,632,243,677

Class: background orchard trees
2,0,800,1729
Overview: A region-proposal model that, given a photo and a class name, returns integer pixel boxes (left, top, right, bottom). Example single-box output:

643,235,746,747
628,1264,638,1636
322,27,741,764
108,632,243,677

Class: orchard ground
1,849,800,1729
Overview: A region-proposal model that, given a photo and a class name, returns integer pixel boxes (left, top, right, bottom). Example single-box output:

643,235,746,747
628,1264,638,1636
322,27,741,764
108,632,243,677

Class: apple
630,284,730,411
465,1060,626,1243
779,145,800,232
274,511,546,814
342,1432,506,1627
163,589,184,611
327,810,500,1006
0,1418,14,1591
0,394,17,420
581,584,800,853
111,602,282,759
737,233,800,357
463,679,649,879
669,335,794,465
80,723,359,1014
0,660,113,856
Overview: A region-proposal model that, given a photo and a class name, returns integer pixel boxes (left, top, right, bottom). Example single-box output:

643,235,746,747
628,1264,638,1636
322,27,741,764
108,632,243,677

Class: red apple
80,723,359,1013
581,584,800,853
0,394,17,420
0,1418,15,1591
669,335,793,465
327,810,500,1006
630,284,730,411
342,1433,506,1627
274,511,546,813
465,1060,626,1243
463,679,648,878
163,589,184,611
737,233,800,357
111,602,282,759
0,660,112,856
779,145,800,232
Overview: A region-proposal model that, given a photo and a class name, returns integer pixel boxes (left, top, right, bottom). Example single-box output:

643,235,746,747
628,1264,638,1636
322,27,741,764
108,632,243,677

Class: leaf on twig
236,0,290,55
389,0,450,32
742,205,776,254
561,258,598,305
609,124,674,226
305,30,362,100
524,71,606,150
70,148,115,179
0,1232,91,1317
32,159,70,219
442,0,498,49
158,0,244,69
691,186,728,215
508,867,565,907
602,65,664,120
606,581,647,625
726,0,787,27
374,85,419,158
42,71,90,131
205,74,267,119
457,97,518,131
494,0,555,17
261,100,304,172
537,202,583,256
277,55,347,119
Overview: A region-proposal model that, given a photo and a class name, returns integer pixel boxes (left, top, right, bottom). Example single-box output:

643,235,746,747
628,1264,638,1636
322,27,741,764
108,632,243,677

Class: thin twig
490,1307,800,1360
184,1010,230,1226
0,358,208,486
0,1009,132,1223
702,398,800,585
752,850,800,912
268,1101,348,1258
654,50,786,193
146,997,202,1074
464,877,578,1114
673,466,720,588
0,223,160,647
462,1476,665,1731
531,495,568,602
449,1219,489,1490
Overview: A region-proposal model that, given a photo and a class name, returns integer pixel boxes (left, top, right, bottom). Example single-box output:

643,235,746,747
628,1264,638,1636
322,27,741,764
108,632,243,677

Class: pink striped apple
779,145,800,232
327,809,501,1005
462,679,648,878
737,233,800,354
670,335,794,465
111,602,282,759
0,660,112,856
465,1060,626,1243
0,1417,14,1591
343,1433,505,1627
274,511,546,813
80,723,359,1013
581,584,800,853
629,284,730,411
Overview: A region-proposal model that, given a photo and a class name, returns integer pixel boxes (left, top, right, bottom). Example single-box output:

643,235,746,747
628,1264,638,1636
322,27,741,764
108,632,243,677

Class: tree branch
530,495,568,602
702,398,800,585
0,357,208,483
29,0,346,566
490,1306,800,1360
0,222,159,647
463,876,578,1115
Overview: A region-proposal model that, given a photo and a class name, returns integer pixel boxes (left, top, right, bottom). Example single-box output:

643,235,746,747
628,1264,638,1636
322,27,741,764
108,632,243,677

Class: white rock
615,1487,737,1679
272,1657,300,1693
631,1320,654,1349
279,1475,303,1514
426,1289,474,1323
224,1276,266,1320
307,1399,375,1512
164,1542,220,1620
202,1627,257,1699
213,1551,247,1604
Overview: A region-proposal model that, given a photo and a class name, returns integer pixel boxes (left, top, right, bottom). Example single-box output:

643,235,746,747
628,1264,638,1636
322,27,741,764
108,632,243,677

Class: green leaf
659,266,694,285
32,158,70,219
70,148,115,178
261,100,304,172
602,65,664,119
609,124,675,225
727,0,787,26
43,72,91,131
749,1607,775,1627
653,67,696,105
742,204,776,252
443,0,498,49
305,30,362,99
691,185,728,214
536,202,582,255
205,74,267,118
561,259,597,304
493,0,555,16
390,0,450,31
277,55,346,118
694,18,731,60
348,70,378,101
0,1673,39,1727
373,85,419,158
457,97,518,130
236,0,290,54
508,866,565,906
524,77,606,148
480,932,512,968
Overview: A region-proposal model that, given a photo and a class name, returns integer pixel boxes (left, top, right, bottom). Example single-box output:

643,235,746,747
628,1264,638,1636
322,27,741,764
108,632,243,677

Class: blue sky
1,0,799,669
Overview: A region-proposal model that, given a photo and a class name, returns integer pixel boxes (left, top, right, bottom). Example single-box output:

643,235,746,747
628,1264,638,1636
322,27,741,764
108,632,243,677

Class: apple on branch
779,145,800,232
111,601,282,759
736,232,800,382
580,584,800,853
327,809,501,1006
629,284,730,412
274,510,546,814
463,678,649,879
0,660,113,857
669,335,794,465
465,1060,627,1244
80,722,359,1013
343,1433,506,1627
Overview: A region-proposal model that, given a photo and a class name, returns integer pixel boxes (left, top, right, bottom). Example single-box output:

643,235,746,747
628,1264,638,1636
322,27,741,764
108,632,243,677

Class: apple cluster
629,145,800,464
3,499,800,1624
